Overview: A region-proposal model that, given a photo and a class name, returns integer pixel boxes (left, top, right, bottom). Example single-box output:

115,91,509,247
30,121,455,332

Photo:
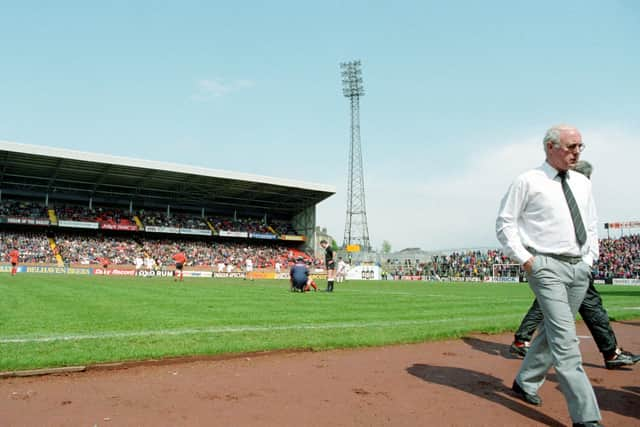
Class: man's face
547,128,582,172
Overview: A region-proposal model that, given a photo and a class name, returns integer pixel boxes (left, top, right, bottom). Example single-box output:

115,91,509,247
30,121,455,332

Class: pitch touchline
339,289,535,301
0,315,517,344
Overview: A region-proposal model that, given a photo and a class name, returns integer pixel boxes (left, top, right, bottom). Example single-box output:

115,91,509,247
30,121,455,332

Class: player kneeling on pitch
290,257,317,292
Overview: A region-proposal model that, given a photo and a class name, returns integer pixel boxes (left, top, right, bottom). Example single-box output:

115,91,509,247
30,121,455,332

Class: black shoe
572,422,604,427
511,380,541,406
621,349,640,364
605,349,638,369
510,341,530,358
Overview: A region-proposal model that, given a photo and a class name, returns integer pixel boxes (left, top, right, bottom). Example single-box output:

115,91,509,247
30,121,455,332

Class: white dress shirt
496,161,598,266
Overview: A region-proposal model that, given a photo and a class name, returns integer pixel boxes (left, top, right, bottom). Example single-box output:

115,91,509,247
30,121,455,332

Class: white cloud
192,78,255,99
320,127,640,252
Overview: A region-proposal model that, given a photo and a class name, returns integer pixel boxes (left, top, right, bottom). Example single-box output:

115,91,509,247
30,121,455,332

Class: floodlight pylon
340,60,371,252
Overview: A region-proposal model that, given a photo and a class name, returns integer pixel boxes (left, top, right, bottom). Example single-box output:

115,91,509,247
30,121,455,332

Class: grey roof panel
0,140,335,216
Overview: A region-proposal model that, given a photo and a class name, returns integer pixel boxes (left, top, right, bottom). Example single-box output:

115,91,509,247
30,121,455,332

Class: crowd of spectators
0,199,49,220
270,219,298,235
55,233,139,265
0,232,56,263
594,234,640,279
428,236,640,280
94,207,135,227
140,239,296,269
137,211,296,236
29,231,307,270
3,225,639,279
138,210,208,230
2,200,300,236
55,205,134,225
427,249,512,279
207,216,271,234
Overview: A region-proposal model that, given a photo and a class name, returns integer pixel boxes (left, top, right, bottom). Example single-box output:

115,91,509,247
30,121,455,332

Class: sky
1,1,639,252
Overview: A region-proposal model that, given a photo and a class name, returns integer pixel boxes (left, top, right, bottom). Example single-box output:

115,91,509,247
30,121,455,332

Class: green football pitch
1,274,639,371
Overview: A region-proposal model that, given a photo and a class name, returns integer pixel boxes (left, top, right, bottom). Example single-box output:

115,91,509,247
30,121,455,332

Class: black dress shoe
512,380,542,405
604,348,639,369
572,422,604,427
509,341,530,358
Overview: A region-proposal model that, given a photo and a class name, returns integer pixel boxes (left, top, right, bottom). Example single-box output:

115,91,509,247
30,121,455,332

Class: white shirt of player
245,258,253,272
218,262,226,272
135,257,144,270
145,256,155,270
274,261,281,273
226,263,233,273
337,260,347,275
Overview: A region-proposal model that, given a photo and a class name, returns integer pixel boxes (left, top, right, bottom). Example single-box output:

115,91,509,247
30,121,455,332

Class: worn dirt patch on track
1,322,638,426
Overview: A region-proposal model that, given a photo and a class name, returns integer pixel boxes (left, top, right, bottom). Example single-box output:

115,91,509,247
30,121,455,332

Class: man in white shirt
244,257,254,281
134,255,144,274
144,255,155,275
496,125,601,427
336,257,347,283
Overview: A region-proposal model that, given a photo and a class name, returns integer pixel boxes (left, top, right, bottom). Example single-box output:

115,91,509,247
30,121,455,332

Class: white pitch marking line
339,289,443,297
0,314,518,344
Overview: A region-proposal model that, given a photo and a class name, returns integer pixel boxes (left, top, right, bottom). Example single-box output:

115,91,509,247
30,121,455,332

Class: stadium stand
0,231,56,263
431,249,511,279
0,141,335,265
54,233,139,265
207,215,271,234
137,210,210,230
2,228,311,269
595,234,640,280
2,220,639,278
388,240,640,281
0,199,49,220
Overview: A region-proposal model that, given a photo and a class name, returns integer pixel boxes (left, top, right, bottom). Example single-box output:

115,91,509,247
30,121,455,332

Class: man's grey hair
542,124,575,151
572,160,593,179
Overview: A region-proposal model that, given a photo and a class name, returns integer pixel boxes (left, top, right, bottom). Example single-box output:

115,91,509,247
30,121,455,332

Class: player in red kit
173,250,186,282
98,256,110,273
8,248,19,276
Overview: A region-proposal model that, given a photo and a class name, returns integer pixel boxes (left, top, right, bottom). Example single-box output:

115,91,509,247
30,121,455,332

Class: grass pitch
1,274,639,371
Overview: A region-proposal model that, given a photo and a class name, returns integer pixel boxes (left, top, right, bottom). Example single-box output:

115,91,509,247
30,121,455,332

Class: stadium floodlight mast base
340,60,371,253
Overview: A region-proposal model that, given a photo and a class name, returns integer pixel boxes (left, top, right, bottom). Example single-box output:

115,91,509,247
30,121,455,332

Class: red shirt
99,257,110,266
173,253,186,264
9,249,19,263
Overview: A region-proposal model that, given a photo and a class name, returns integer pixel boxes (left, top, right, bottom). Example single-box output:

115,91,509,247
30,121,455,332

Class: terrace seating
0,199,49,220
0,232,56,263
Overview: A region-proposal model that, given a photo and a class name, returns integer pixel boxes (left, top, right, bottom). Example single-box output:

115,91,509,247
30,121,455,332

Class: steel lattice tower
340,60,371,251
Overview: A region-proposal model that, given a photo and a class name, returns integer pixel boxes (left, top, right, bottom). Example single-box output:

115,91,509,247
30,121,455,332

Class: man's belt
527,248,582,265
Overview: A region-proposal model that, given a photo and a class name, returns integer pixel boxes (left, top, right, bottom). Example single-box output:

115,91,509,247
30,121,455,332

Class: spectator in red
173,250,186,282
8,247,19,276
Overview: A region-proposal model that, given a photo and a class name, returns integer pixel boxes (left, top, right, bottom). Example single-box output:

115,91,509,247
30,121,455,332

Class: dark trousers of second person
514,277,617,359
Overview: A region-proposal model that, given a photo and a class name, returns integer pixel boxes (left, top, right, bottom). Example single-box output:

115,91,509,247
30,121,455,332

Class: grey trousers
515,255,601,423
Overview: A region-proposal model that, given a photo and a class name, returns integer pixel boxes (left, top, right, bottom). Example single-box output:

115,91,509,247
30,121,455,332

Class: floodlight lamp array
340,61,365,98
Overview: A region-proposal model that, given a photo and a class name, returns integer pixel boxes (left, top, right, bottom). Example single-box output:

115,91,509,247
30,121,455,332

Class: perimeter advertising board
100,223,139,231
58,220,99,229
345,265,381,281
4,217,50,226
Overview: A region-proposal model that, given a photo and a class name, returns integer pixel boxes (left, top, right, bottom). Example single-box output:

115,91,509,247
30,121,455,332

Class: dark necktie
558,171,587,246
